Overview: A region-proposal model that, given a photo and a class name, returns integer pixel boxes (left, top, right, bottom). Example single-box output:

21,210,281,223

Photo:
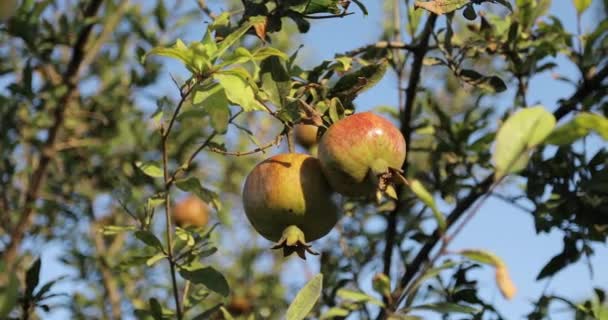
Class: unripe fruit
242,153,338,259
227,295,253,315
295,124,319,148
172,196,210,228
318,112,406,197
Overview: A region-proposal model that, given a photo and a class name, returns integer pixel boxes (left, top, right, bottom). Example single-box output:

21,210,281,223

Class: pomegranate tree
242,153,338,259
318,112,406,197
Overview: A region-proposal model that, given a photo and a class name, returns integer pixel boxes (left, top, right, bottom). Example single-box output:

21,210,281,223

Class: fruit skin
318,112,406,197
172,196,210,228
295,124,319,148
242,153,338,257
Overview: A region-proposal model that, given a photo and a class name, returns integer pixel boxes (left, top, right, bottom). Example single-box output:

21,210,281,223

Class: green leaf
493,106,556,179
191,83,230,133
321,307,350,319
175,177,222,211
219,307,235,320
212,19,255,60
260,57,291,109
547,112,608,145
0,262,19,317
25,257,41,298
146,252,166,267
407,179,446,232
214,72,266,112
330,60,388,101
459,249,505,267
411,302,478,314
253,47,289,61
101,225,137,235
136,161,164,178
463,4,477,20
414,0,471,15
178,266,230,297
135,230,164,250
573,0,592,14
336,288,384,306
286,274,323,320
146,39,192,66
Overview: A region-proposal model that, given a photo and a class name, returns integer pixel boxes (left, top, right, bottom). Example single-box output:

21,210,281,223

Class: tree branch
389,61,608,310
2,0,105,267
380,12,437,312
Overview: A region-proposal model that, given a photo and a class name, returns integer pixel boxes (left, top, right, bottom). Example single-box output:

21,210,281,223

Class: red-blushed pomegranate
318,112,406,197
242,153,338,259
172,195,210,228
295,124,319,148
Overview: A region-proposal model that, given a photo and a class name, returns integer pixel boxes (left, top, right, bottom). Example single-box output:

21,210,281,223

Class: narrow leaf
286,274,323,320
136,161,164,178
408,179,446,232
25,258,42,298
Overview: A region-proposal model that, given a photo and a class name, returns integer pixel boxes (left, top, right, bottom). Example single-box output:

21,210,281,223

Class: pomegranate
172,195,210,228
242,153,338,259
318,112,406,197
295,124,319,148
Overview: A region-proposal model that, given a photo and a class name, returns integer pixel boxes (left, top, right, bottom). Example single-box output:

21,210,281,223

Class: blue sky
28,0,608,319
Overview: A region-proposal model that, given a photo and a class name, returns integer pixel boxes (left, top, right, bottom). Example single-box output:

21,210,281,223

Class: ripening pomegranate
242,153,338,259
172,196,210,228
318,112,406,197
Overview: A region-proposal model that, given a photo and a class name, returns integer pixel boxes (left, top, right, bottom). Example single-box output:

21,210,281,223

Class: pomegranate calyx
271,225,320,260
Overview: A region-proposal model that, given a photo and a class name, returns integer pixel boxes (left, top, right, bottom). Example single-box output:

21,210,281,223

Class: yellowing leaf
459,249,517,300
573,0,592,14
495,265,517,300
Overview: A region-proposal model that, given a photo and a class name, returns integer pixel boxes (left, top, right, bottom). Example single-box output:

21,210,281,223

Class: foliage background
1,0,607,319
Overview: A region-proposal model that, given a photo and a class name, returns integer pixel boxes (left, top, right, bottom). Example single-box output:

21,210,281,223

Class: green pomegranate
318,112,406,197
242,153,338,259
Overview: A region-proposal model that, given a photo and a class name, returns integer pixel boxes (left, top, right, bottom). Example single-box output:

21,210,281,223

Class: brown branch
389,61,608,311
207,135,283,156
343,41,419,57
2,0,105,267
381,14,437,309
91,222,123,320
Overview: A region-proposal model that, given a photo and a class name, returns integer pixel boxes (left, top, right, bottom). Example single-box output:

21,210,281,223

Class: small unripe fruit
295,124,319,148
318,112,406,197
242,153,338,258
172,196,209,228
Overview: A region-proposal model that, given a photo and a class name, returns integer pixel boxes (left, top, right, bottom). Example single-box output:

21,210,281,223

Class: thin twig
208,135,283,156
161,123,183,319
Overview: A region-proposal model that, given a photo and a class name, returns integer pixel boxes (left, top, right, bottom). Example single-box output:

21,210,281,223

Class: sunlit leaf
135,161,164,178
407,179,446,232
214,72,266,112
493,106,556,179
286,274,323,320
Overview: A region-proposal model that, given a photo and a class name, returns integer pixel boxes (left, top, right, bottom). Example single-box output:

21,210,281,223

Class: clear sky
30,1,607,319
